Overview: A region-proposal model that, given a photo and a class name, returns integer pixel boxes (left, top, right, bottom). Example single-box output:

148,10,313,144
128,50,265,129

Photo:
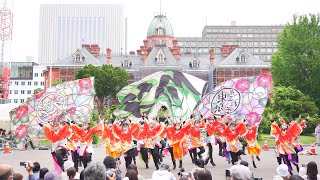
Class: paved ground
1,144,320,179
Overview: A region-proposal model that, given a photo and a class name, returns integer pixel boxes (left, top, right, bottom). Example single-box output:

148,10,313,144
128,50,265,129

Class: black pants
140,147,149,164
72,150,79,171
190,146,205,162
160,139,166,156
53,149,67,170
217,139,224,155
25,140,35,149
207,143,214,162
168,146,176,164
80,153,92,169
124,148,135,168
230,150,243,165
151,146,162,169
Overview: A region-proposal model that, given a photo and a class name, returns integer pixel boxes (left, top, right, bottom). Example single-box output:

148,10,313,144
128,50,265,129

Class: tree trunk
95,96,105,115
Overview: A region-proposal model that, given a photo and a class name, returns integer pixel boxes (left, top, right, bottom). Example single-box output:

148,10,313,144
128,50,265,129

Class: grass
38,139,52,147
257,134,316,147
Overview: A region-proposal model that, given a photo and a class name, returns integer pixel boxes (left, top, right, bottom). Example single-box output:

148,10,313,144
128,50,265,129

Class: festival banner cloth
194,76,272,125
114,70,208,123
10,77,95,144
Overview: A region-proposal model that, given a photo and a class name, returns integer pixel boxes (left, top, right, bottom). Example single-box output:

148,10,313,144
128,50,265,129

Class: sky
7,0,320,61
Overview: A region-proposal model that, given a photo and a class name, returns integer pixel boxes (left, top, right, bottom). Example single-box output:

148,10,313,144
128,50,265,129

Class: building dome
147,15,174,37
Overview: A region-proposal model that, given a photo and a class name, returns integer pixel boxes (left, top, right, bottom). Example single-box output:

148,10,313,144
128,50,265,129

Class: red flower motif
15,106,28,119
79,78,92,89
257,76,271,88
15,124,29,139
246,112,260,125
35,90,46,99
67,107,76,115
235,79,250,92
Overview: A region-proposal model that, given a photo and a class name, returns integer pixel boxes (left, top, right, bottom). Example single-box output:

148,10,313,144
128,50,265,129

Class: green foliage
52,79,63,86
75,65,129,114
271,14,320,106
260,86,319,135
33,88,43,95
157,107,169,118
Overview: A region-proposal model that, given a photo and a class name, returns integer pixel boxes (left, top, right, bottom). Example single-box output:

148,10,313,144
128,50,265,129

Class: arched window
157,28,164,35
121,58,131,68
190,58,200,68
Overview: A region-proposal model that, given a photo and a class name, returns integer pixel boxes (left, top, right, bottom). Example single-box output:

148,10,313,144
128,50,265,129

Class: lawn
257,134,316,147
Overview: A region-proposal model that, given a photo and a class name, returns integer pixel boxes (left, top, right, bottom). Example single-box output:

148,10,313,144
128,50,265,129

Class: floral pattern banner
194,76,272,125
10,77,95,144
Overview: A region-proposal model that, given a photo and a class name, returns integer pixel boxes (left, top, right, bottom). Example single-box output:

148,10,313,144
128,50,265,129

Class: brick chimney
129,51,135,55
172,39,181,60
220,44,239,57
106,48,111,64
209,48,215,65
142,40,149,60
137,49,141,56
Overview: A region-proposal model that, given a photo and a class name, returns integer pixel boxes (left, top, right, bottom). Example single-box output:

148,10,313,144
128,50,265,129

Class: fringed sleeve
235,122,247,136
43,124,54,142
130,123,140,138
287,122,303,137
270,122,280,137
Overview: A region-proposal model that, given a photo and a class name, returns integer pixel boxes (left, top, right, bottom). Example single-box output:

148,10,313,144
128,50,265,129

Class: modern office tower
38,4,124,64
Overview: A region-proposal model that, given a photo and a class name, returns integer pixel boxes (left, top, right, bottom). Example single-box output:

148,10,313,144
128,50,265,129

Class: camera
20,162,28,167
106,168,116,178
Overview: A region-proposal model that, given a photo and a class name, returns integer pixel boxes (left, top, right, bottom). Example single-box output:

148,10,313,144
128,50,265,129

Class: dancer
102,120,121,159
244,123,261,168
188,118,206,163
164,119,177,169
170,120,192,169
112,118,140,168
41,117,71,172
270,114,306,174
139,118,164,170
70,118,103,168
66,125,81,171
204,116,218,166
224,120,247,165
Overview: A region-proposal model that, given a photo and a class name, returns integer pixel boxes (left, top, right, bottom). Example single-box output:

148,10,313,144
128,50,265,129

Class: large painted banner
194,76,272,125
10,77,95,144
114,70,208,123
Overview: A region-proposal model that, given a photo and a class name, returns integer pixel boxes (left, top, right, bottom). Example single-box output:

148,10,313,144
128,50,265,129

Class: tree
271,14,320,106
75,64,129,114
52,79,63,86
33,88,43,95
260,86,319,135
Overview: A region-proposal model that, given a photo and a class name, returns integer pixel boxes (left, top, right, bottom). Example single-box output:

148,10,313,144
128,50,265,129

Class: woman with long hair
302,161,320,180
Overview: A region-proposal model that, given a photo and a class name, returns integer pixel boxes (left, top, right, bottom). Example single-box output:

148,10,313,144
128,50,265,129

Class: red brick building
43,15,270,91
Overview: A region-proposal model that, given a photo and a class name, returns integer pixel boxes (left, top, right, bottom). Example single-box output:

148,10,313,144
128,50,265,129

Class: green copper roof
147,15,174,37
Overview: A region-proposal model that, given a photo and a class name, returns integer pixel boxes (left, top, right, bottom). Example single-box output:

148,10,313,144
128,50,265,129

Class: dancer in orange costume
187,117,206,163
163,120,177,169
139,118,164,170
66,124,82,171
204,116,219,166
244,123,261,168
112,118,140,168
170,120,192,169
216,117,228,159
224,120,247,165
70,119,104,168
270,114,306,174
41,117,71,172
102,120,121,159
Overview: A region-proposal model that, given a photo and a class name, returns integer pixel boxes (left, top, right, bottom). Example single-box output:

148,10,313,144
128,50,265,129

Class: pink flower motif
15,124,29,139
79,78,92,89
246,112,260,125
35,90,46,99
257,76,271,88
235,79,250,92
67,107,76,115
15,106,28,119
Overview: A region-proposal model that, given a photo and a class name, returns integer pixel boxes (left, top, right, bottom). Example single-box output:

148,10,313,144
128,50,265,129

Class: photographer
24,161,37,180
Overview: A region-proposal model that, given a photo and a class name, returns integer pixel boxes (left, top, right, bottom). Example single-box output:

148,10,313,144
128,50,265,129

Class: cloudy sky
9,0,320,61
